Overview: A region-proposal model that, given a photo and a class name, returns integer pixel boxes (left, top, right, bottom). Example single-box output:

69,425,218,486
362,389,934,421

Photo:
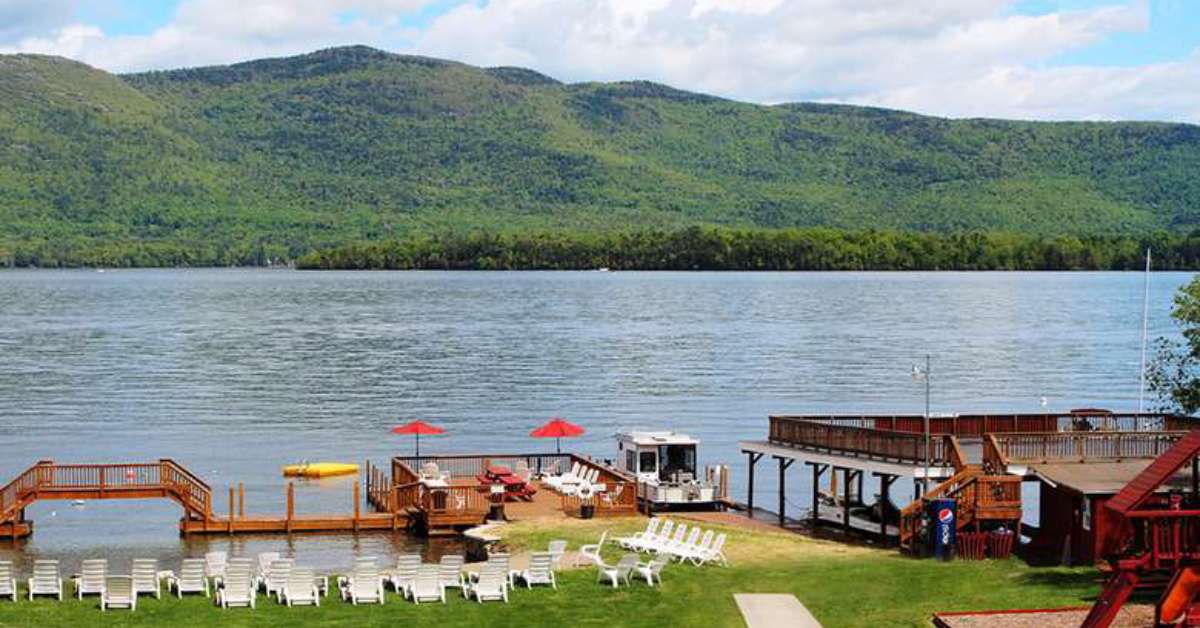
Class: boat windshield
657,444,696,482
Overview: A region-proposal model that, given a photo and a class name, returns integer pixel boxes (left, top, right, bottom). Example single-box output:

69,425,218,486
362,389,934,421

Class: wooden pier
0,459,410,540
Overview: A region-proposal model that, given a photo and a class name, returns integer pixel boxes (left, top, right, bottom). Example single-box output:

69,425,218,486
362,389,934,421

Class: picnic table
477,465,537,501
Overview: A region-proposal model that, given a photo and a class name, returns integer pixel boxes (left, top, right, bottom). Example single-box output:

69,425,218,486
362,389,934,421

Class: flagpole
1138,248,1151,413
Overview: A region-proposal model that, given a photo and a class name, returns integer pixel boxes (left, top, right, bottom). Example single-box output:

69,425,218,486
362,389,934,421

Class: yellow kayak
282,462,359,478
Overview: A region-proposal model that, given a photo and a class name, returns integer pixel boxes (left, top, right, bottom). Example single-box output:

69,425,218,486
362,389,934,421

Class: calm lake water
0,269,1192,573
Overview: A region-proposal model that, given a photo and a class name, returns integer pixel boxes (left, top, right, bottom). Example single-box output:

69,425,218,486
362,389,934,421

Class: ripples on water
0,269,1190,573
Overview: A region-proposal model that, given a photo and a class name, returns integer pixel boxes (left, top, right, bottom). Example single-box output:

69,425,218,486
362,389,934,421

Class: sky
1,0,1198,122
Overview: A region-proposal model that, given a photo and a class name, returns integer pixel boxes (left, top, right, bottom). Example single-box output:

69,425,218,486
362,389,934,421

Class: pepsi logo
938,508,954,523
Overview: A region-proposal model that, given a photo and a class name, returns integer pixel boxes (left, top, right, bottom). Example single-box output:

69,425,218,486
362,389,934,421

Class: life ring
577,483,595,500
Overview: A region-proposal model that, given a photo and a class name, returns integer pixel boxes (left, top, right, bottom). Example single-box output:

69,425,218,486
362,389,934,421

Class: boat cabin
617,431,720,510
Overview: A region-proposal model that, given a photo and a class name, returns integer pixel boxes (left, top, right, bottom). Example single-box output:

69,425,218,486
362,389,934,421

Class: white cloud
0,0,1196,122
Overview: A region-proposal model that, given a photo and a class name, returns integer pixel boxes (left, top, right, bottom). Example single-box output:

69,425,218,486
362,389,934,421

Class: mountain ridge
2,45,1199,266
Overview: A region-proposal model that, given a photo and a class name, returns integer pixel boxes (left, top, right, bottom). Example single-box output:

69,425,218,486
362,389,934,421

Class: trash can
988,529,1015,559
958,532,987,560
927,498,956,561
580,504,595,519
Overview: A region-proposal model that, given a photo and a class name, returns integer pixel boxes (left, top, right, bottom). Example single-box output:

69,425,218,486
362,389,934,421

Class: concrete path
734,594,823,628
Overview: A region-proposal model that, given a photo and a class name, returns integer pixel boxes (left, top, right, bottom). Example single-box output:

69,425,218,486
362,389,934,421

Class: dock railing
769,416,952,466
989,431,1189,468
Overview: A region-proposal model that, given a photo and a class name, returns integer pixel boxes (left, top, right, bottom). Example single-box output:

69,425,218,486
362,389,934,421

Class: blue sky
2,1,1198,122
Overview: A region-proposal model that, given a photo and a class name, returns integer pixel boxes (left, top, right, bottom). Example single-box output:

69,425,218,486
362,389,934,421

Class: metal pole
924,354,931,492
1138,248,1151,413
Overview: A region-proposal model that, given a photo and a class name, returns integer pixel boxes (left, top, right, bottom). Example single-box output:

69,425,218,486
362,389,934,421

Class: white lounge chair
465,564,508,603
409,565,444,604
168,559,209,598
547,540,568,570
628,519,674,553
341,561,384,605
76,559,107,599
634,555,669,586
671,529,714,562
662,527,701,559
617,518,661,550
262,559,293,601
101,576,135,611
0,561,16,602
255,553,279,583
389,554,421,596
651,523,688,555
28,560,63,600
517,552,556,589
216,561,255,609
544,462,581,491
132,558,160,599
438,555,465,592
690,533,729,566
597,554,639,588
574,530,608,566
204,551,227,583
283,566,320,607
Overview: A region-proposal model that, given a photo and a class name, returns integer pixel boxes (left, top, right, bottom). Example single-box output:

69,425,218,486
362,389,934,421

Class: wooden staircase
898,436,1023,552
0,460,214,538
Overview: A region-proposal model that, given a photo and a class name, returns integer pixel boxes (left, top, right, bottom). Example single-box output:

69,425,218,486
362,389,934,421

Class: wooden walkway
0,460,411,540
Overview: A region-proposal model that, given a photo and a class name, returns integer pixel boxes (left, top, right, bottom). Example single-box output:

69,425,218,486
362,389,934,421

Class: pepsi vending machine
927,498,956,561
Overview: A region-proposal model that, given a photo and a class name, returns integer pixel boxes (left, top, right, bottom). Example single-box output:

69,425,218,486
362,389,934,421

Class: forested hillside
2,45,1199,267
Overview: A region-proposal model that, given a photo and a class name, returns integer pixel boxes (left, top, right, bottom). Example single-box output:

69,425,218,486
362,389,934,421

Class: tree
1147,276,1200,413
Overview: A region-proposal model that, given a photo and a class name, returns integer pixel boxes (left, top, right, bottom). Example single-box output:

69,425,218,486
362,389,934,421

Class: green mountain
2,45,1199,265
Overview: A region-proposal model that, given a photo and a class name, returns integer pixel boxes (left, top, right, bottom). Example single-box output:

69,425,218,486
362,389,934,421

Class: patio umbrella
530,417,585,454
391,420,445,457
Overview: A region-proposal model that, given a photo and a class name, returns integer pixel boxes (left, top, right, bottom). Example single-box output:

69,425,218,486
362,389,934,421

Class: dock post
774,457,793,527
353,481,361,533
1193,456,1198,499
238,483,244,518
286,482,294,534
745,452,762,518
842,468,852,534
228,485,235,534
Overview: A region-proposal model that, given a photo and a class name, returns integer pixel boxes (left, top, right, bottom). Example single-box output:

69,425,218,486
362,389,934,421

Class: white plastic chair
168,559,209,598
204,551,227,582
517,552,556,589
283,566,320,607
341,560,384,605
574,530,608,566
597,554,639,588
28,560,63,600
438,555,465,592
635,555,669,586
76,559,107,599
217,561,255,609
617,518,661,550
690,533,729,566
409,565,444,604
0,561,16,602
466,564,508,603
101,576,135,611
132,558,160,599
547,540,568,570
389,554,421,596
263,559,294,601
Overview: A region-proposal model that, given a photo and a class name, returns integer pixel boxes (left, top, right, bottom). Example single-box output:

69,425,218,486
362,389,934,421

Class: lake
0,269,1191,572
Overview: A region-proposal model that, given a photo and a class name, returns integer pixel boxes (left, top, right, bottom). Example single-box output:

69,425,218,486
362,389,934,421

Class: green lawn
0,518,1101,627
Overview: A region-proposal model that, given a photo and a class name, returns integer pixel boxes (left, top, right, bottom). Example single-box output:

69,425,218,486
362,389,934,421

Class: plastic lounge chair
342,561,384,605
517,552,557,589
263,559,293,601
466,565,508,603
574,530,608,566
597,554,639,588
0,561,16,602
132,558,160,599
634,555,670,586
28,560,63,600
388,553,421,595
470,553,513,593
168,559,209,598
283,566,320,607
409,565,444,604
438,555,465,592
691,533,729,567
662,527,701,559
651,523,688,555
216,561,255,609
101,576,135,611
204,551,227,582
547,462,582,492
76,559,107,599
617,518,660,550
672,529,714,562
547,540,568,569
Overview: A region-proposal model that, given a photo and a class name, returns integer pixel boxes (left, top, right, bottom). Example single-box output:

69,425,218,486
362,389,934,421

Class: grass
0,517,1102,627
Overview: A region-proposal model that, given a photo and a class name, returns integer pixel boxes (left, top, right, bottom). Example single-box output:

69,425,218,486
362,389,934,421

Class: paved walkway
734,594,822,628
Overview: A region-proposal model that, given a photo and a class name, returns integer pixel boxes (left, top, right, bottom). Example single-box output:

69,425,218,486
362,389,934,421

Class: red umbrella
391,420,445,457
530,417,585,454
